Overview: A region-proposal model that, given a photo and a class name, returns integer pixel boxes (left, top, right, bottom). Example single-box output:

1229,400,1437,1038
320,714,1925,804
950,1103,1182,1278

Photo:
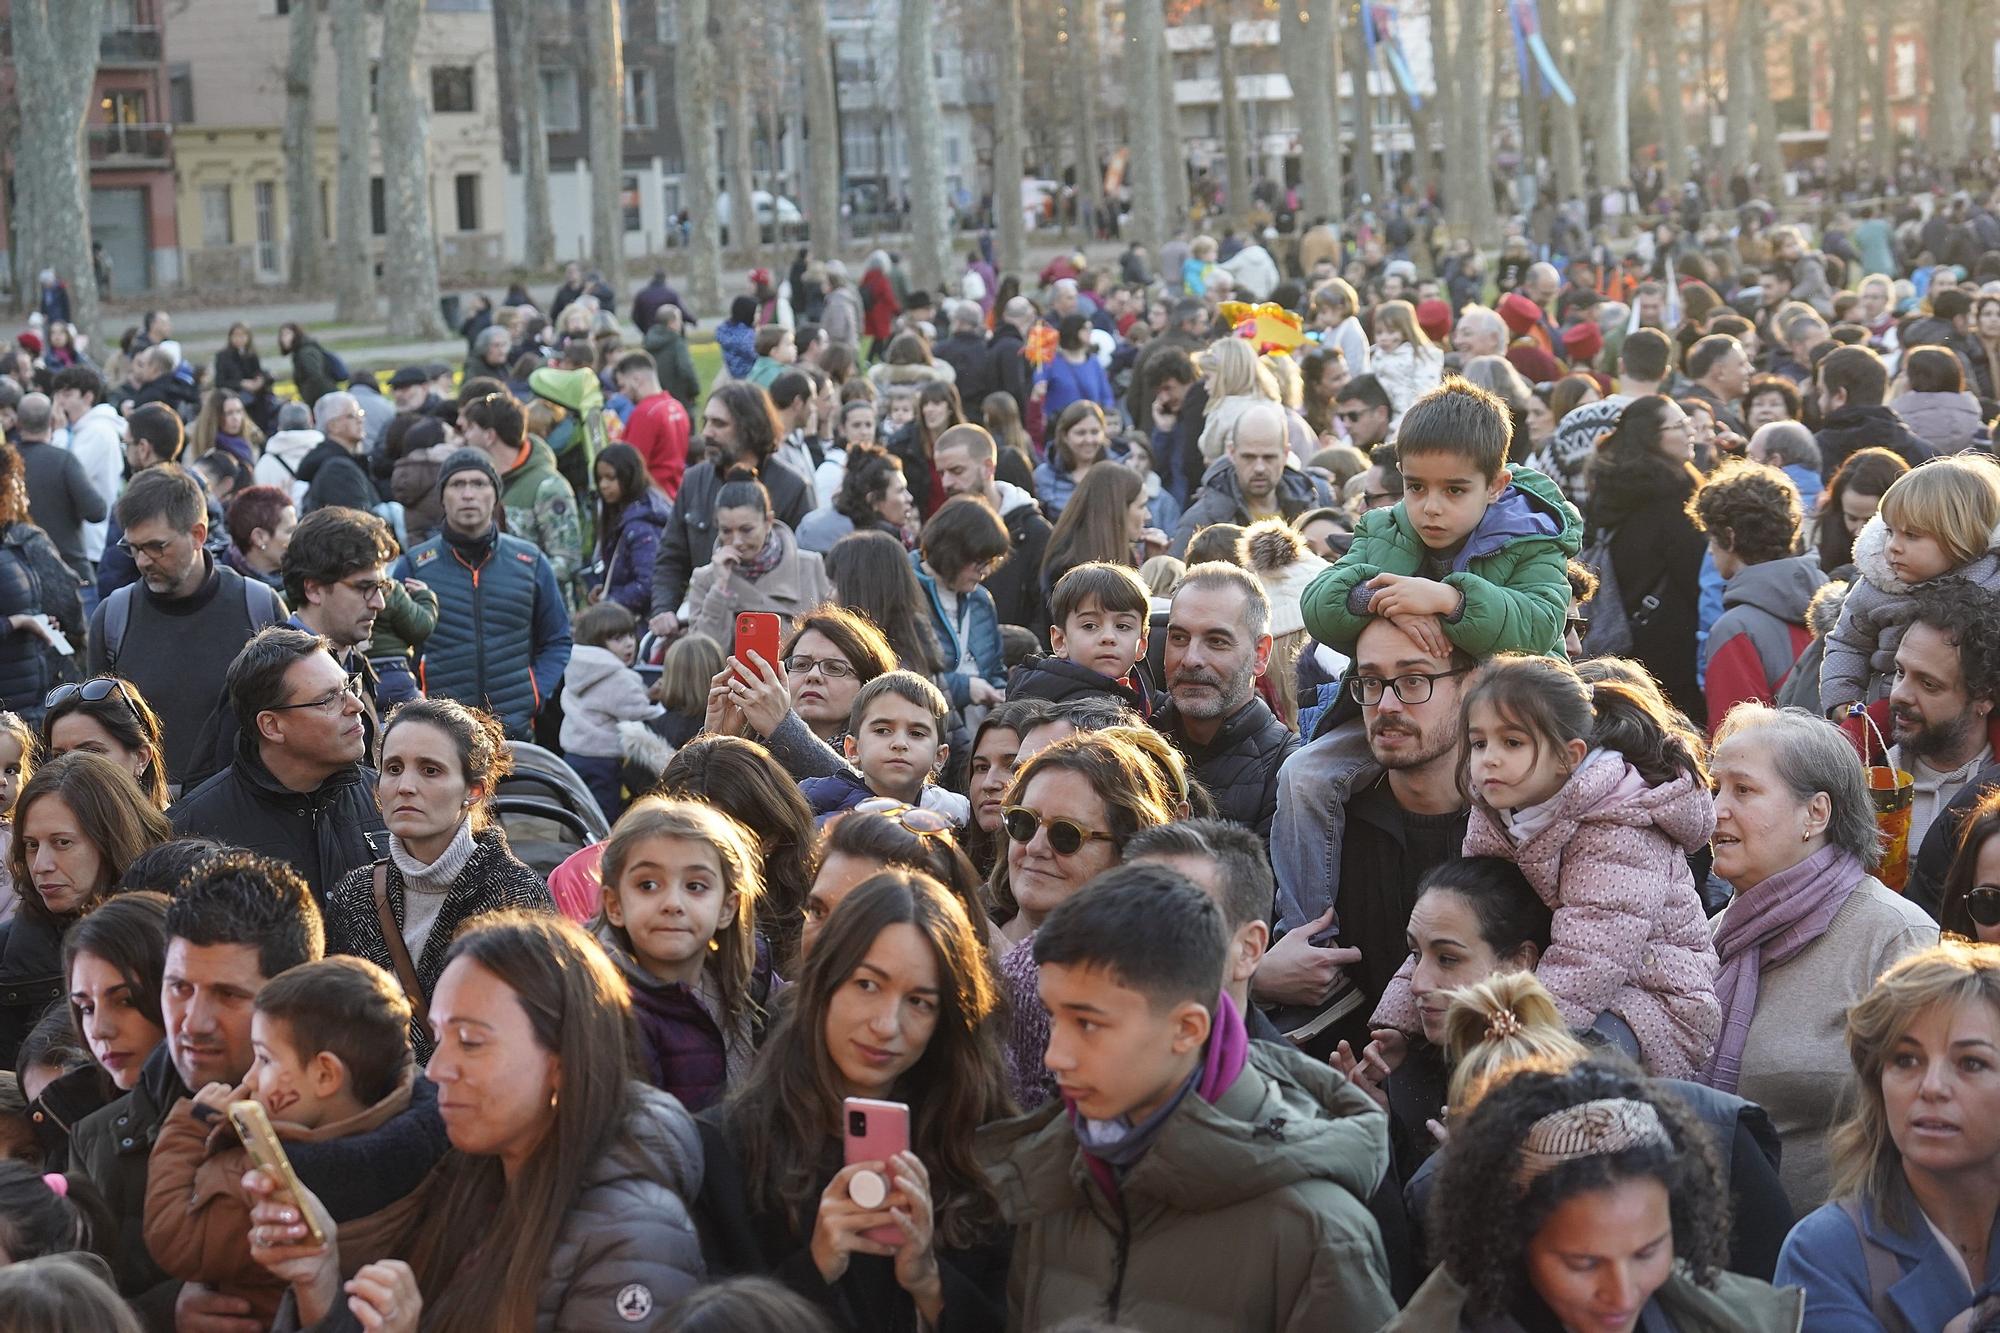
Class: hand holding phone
843,1097,911,1247
734,611,783,679
230,1100,326,1247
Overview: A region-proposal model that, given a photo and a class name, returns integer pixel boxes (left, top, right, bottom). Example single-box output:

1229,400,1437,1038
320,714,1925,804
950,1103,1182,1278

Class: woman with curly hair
1385,1059,1803,1331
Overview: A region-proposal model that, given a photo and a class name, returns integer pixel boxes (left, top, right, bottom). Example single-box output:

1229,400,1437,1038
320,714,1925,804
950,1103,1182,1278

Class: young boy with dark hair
143,957,431,1325
978,864,1395,1330
797,670,970,825
1301,376,1582,660
1008,562,1154,713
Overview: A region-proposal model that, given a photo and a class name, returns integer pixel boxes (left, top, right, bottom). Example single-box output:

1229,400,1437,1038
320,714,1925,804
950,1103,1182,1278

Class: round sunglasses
1966,886,2000,929
1002,806,1116,857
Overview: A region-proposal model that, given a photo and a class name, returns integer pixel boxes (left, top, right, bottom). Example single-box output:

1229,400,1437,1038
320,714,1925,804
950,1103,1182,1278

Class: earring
549,1087,559,1111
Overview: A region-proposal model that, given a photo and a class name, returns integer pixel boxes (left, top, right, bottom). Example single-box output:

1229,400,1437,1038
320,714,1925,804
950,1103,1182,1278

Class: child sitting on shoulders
798,671,971,826
561,601,663,820
1009,562,1154,715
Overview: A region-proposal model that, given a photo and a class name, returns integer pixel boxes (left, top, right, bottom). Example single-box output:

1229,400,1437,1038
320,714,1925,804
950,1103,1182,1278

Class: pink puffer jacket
1374,752,1722,1078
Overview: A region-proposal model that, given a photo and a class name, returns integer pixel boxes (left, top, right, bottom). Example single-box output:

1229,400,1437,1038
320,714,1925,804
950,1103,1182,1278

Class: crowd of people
2,173,2000,1330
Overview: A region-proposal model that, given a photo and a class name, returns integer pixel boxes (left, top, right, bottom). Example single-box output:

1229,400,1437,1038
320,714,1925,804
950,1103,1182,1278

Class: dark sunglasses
1003,806,1116,856
1565,615,1590,640
44,676,138,717
852,796,955,838
1967,887,2000,928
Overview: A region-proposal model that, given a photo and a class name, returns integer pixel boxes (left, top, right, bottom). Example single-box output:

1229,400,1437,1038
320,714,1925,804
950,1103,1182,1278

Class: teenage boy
1008,563,1153,713
978,865,1395,1330
143,957,430,1326
798,671,970,824
1302,376,1582,661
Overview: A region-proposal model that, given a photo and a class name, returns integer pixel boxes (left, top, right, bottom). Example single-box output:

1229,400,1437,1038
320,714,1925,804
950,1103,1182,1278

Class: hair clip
1487,1009,1522,1040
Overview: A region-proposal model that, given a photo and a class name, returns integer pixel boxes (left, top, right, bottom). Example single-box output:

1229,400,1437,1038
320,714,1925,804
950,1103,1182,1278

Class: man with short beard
1884,583,2000,856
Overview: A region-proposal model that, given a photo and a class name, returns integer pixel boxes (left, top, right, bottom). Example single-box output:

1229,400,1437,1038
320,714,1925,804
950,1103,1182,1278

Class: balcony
88,123,171,168
99,24,162,65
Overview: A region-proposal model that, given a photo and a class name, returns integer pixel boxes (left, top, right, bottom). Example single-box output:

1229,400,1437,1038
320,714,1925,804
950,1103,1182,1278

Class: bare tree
992,0,1027,278
1722,0,1753,179
494,0,555,270
1870,3,1894,180
378,0,445,338
678,0,723,313
798,0,842,262
1929,0,1968,166
1213,1,1247,225
1280,0,1339,225
1346,14,1379,204
10,0,106,337
1650,0,1686,181
330,0,376,322
1591,0,1634,188
1544,0,1585,200
584,0,625,296
897,0,951,291
1072,0,1102,240
1827,0,1860,164
1748,0,1783,191
283,0,325,292
1125,0,1170,253
725,27,760,269
1971,1,1997,157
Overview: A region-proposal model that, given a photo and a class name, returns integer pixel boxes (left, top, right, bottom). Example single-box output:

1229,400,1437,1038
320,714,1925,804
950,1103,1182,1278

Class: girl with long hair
1368,298,1444,429
1031,400,1113,520
886,380,963,520
977,391,1037,493
190,389,265,468
827,531,945,676
40,678,169,811
591,441,672,616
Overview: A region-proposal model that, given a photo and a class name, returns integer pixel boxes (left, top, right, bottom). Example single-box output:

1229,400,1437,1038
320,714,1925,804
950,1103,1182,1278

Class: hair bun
720,463,760,484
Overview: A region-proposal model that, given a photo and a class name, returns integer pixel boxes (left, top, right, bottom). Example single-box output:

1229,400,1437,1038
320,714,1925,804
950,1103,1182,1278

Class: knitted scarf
1073,991,1250,1198
736,528,785,581
1703,843,1863,1094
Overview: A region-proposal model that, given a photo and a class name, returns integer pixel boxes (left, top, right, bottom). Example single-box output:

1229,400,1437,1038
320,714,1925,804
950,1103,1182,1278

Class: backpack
1577,526,1666,659
98,575,283,670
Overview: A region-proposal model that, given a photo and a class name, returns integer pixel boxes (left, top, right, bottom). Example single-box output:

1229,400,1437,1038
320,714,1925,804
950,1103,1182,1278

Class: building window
254,181,278,273
370,176,387,236
169,65,194,123
455,173,481,231
624,67,656,128
540,67,581,133
1893,41,1915,100
201,184,233,248
431,65,475,113
657,1,676,42
623,173,643,232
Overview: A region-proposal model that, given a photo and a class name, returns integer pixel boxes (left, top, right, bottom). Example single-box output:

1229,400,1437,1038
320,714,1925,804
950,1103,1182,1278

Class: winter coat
685,522,831,647
1384,1264,1803,1332
860,269,900,340
650,458,814,615
289,338,342,407
390,441,455,545
142,1068,437,1326
597,490,672,616
884,419,942,520
1376,752,1723,1078
1777,1174,1996,1333
0,521,81,721
990,324,1032,418
1304,463,1581,659
0,908,63,1073
799,768,972,827
1171,456,1337,558
257,428,323,506
1813,404,1936,480
912,552,1004,711
596,925,761,1115
171,745,387,906
1370,342,1445,426
715,320,758,379
985,482,1053,641
1774,578,1850,717
324,826,552,1059
821,285,863,348
1889,389,1986,454
1032,352,1116,423
1007,653,1151,715
502,437,584,590
70,1046,183,1312
129,372,201,423
298,440,378,514
561,644,663,759
1704,554,1827,732
365,569,438,666
642,321,702,414
1154,695,1298,839
935,332,1000,417
1821,513,2000,711
1585,455,1710,728
976,1038,1397,1333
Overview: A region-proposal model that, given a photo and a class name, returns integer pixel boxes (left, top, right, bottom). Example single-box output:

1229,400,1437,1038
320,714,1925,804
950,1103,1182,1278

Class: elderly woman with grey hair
1703,702,1938,1211
463,322,513,384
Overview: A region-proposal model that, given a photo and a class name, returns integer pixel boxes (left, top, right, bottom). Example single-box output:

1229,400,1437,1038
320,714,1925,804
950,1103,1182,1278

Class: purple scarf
1703,843,1863,1093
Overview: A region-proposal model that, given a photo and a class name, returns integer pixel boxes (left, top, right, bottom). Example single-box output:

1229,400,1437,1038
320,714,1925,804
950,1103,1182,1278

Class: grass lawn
692,341,723,397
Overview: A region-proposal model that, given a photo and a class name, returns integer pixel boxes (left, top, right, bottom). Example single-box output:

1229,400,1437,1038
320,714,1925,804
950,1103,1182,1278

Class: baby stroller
497,741,611,879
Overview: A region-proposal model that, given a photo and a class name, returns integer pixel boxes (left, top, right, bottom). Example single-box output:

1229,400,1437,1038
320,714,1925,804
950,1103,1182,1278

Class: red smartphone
734,612,783,679
843,1097,910,1246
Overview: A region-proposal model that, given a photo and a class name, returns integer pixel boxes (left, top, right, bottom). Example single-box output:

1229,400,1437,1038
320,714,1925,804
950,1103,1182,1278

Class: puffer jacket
1374,751,1723,1079
364,578,438,663
561,644,663,759
1170,455,1337,557
1304,463,1582,660
169,743,387,906
1821,513,2000,711
976,1033,1396,1333
598,489,672,615
1154,695,1298,839
0,522,75,721
1007,653,1151,714
1774,578,1851,717
1704,553,1827,733
1384,1264,1803,1332
684,522,831,648
1889,388,1986,454
912,552,1004,711
70,1044,183,1315
395,529,573,739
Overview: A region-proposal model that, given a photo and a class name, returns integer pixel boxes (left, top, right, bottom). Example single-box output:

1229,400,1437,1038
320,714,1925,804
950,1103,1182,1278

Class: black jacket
886,421,940,520
169,744,387,907
985,495,1053,641
1170,455,1336,557
129,373,201,422
1154,695,1298,838
651,457,813,614
297,439,380,513
0,908,65,1071
71,1044,185,1316
989,324,1031,417
1908,757,2000,924
1008,652,1150,714
1814,403,1938,480
1586,458,1709,730
934,332,1000,422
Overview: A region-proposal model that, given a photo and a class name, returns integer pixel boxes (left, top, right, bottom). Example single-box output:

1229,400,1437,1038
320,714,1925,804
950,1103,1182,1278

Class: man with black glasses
280,506,401,759
170,626,387,904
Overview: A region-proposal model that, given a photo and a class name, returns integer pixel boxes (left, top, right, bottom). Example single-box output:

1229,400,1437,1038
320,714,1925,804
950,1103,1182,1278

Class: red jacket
623,391,690,499
860,269,900,340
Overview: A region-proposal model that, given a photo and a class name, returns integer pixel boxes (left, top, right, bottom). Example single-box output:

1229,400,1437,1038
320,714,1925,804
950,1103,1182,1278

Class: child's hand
968,678,1005,706
400,577,427,595
1365,573,1459,620
1136,527,1171,560
1387,613,1451,661
191,1081,237,1115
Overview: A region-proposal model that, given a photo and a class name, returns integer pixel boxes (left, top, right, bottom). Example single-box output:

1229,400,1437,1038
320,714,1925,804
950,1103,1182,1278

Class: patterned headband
1514,1098,1670,1191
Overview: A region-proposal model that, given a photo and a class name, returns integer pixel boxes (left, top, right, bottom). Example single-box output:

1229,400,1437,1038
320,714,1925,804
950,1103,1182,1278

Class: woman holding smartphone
685,474,830,650
694,871,1013,1333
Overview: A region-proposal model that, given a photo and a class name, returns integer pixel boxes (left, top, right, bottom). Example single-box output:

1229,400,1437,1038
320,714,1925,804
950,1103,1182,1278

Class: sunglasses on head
44,676,138,717
1003,806,1116,856
852,796,955,838
1967,887,2000,929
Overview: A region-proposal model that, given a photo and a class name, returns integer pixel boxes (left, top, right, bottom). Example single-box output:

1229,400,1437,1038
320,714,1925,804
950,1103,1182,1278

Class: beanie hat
1498,291,1543,336
437,447,502,500
1561,321,1604,363
1541,396,1629,506
1414,299,1453,343
1505,344,1563,386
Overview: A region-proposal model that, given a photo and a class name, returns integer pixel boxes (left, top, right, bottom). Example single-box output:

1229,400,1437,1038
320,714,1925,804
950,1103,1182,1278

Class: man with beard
1154,563,1297,837
1260,615,1474,1055
1883,582,2000,860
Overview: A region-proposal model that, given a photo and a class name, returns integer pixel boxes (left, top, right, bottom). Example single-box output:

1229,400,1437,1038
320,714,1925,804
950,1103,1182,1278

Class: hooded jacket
60,401,127,563
561,644,664,758
1813,403,1937,478
1384,1264,1803,1332
976,1035,1396,1333
298,438,378,514
1170,455,1337,558
598,489,672,616
169,743,387,906
1889,388,1986,454
1304,463,1582,659
1774,578,1850,718
1154,695,1298,839
912,551,1005,711
1376,752,1723,1079
1007,653,1151,715
1585,453,1710,727
257,428,323,506
641,321,702,414
685,522,831,648
985,481,1053,640
1821,513,2000,710
71,1046,186,1312
501,436,584,589
1704,553,1828,730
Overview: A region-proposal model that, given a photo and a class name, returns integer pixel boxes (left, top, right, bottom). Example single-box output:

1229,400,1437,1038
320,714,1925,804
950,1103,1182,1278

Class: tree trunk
495,0,555,271
798,0,842,262
1722,0,1753,178
1347,14,1380,203
1593,0,1634,188
1970,0,1996,157
992,0,1027,277
1827,0,1860,165
584,0,624,297
283,0,324,293
896,0,952,290
1159,16,1182,229
1125,0,1170,253
1281,0,1339,224
1748,0,1784,192
678,0,723,313
1214,3,1248,224
1073,0,1102,240
330,0,376,322
1870,4,1895,180
725,28,760,269
10,0,105,339
1652,0,1687,181
1463,0,1497,242
378,0,445,338
1546,0,1585,200
1929,0,1968,166
1431,0,1461,224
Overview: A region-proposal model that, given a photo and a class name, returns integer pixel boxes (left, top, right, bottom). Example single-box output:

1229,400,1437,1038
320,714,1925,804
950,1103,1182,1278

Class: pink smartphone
734,611,783,680
843,1097,910,1247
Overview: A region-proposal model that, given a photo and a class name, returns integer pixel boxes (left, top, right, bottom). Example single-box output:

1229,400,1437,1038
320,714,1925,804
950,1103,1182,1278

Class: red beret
1498,291,1543,336
15,331,41,356
1561,321,1604,362
1415,299,1452,342
1506,344,1563,385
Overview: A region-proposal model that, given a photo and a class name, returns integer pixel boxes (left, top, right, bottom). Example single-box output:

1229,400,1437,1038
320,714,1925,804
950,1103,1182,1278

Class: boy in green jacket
1302,377,1582,661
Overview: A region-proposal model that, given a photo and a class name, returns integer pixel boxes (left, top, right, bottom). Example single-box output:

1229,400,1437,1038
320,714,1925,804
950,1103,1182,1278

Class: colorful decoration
1507,0,1577,108
1362,1,1422,113
1220,302,1305,356
1024,323,1060,367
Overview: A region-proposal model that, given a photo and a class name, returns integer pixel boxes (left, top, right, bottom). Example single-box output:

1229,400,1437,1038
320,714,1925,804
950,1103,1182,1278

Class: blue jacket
1031,460,1082,520
910,552,1004,711
598,489,671,616
395,530,572,739
1777,1180,2000,1331
1032,353,1115,423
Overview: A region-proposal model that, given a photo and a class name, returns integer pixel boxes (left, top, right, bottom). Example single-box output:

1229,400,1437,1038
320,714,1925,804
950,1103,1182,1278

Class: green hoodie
1302,461,1583,659
1383,1263,1804,1332
503,436,583,593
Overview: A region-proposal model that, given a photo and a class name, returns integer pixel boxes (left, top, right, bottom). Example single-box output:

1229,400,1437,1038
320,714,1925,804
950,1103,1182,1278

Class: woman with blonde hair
190,389,265,467
1777,941,2000,1329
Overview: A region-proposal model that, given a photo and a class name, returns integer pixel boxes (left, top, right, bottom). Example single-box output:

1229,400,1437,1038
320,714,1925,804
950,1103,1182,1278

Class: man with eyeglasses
1261,615,1474,1056
298,391,380,516
279,507,406,749
88,465,285,792
92,403,227,602
171,627,388,906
